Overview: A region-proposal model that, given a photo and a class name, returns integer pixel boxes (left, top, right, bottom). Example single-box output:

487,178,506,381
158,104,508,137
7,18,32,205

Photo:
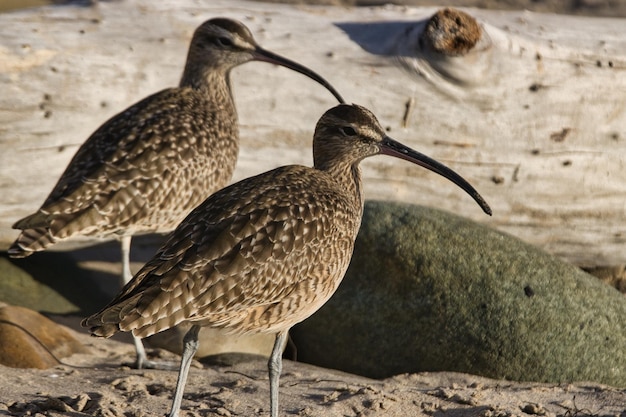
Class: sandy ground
1,317,625,417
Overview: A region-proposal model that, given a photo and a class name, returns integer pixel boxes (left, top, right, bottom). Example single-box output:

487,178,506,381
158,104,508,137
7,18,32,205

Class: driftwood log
1,0,625,267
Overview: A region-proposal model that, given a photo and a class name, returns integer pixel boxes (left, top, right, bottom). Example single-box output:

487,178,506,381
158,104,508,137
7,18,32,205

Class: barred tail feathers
8,227,57,258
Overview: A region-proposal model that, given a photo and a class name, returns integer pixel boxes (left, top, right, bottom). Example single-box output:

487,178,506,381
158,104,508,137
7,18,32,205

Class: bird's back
10,87,238,257
83,164,363,338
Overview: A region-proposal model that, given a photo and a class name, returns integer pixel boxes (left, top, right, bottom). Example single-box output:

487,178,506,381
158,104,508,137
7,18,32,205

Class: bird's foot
125,351,179,371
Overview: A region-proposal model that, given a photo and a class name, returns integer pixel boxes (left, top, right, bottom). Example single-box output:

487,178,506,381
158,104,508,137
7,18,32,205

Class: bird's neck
325,163,364,210
179,66,235,110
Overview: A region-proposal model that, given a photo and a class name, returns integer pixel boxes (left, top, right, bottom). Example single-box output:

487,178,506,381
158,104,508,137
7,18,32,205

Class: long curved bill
380,136,492,215
253,47,345,104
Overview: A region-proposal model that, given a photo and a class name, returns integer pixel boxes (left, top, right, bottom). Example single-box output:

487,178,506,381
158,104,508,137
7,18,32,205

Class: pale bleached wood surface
1,0,625,266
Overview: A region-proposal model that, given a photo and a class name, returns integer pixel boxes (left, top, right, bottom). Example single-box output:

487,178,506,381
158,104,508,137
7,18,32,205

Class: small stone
521,403,546,415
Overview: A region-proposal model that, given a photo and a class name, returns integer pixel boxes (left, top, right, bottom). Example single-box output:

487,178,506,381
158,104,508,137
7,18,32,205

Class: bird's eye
339,126,357,136
215,37,233,47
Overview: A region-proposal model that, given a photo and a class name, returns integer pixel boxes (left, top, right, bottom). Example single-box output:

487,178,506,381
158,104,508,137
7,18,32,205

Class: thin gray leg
269,331,288,417
132,334,150,369
120,234,151,369
168,325,201,417
120,234,133,286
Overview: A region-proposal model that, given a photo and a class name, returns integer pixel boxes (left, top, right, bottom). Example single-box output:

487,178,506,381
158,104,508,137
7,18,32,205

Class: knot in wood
420,8,481,56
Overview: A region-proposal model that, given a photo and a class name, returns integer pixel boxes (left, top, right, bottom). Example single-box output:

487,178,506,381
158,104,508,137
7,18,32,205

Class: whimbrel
8,18,343,368
83,104,491,417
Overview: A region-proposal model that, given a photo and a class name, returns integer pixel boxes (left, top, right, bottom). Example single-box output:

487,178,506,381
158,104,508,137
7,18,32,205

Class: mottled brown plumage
12,88,238,247
88,163,361,339
8,17,343,368
83,104,491,417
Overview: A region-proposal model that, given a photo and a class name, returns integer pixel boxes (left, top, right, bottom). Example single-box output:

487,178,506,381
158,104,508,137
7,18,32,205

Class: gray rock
291,201,626,387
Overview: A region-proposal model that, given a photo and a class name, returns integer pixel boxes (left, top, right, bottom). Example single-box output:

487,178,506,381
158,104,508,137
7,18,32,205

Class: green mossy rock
292,201,626,387
0,252,111,315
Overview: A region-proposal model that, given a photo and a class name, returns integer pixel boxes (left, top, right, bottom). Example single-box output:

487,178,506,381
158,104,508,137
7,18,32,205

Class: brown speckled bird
82,104,491,417
9,18,344,368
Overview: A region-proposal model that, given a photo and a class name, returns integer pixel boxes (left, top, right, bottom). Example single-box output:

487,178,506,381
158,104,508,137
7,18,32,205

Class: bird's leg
168,325,201,417
269,331,288,417
120,234,133,286
131,334,150,369
120,235,151,369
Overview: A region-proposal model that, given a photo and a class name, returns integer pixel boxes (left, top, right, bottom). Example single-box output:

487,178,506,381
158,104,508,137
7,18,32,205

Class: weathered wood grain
1,0,625,266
